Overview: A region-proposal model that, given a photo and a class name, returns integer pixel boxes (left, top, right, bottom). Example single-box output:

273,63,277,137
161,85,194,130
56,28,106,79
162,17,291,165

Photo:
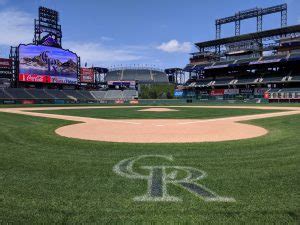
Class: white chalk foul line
177,110,300,125
177,118,227,125
2,109,142,125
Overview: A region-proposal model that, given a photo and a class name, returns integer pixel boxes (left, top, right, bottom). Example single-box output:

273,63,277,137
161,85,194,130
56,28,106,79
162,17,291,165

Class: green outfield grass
0,107,299,224
0,102,299,108
32,107,282,119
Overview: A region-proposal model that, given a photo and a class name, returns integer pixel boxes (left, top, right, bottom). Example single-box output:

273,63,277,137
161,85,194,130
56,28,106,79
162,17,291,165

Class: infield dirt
0,105,299,143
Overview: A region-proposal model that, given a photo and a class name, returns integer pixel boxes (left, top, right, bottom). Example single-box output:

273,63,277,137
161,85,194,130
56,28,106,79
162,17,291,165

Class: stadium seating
152,71,169,83
279,88,300,92
134,70,152,82
64,90,88,100
0,88,12,99
104,90,123,99
235,57,260,65
194,63,212,72
235,77,258,85
105,70,122,81
212,78,234,86
261,76,286,83
288,52,300,61
106,68,168,83
261,55,287,61
122,69,152,82
183,64,195,72
5,88,34,99
0,88,139,102
26,89,54,99
90,90,137,100
123,90,137,99
79,90,95,100
45,89,69,99
194,79,213,87
90,91,106,99
213,60,236,66
122,70,137,81
290,76,300,82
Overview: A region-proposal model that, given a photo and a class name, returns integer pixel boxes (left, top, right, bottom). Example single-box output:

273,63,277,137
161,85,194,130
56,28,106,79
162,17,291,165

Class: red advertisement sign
0,58,11,68
115,99,124,104
22,100,35,104
80,68,94,83
264,92,270,99
19,74,51,83
130,100,139,104
210,89,225,96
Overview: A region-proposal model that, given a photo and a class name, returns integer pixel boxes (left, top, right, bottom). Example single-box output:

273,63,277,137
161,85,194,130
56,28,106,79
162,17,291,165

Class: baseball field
0,104,299,224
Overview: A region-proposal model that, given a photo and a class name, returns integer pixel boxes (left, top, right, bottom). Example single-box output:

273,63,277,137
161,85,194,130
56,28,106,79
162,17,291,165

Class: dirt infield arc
1,106,300,143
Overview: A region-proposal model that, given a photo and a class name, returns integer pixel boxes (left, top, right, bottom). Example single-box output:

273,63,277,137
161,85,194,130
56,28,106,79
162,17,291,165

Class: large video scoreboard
18,44,78,84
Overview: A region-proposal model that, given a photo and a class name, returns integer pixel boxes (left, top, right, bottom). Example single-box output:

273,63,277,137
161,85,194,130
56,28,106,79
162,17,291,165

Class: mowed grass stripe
31,107,283,119
0,110,299,224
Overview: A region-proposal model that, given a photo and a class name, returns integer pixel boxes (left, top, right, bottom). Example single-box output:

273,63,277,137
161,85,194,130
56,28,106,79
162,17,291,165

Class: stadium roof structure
215,4,287,38
195,24,300,52
184,52,300,73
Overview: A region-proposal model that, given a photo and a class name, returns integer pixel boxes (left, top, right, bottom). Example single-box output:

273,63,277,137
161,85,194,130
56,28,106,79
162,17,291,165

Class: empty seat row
91,90,137,100
105,69,168,83
0,88,97,101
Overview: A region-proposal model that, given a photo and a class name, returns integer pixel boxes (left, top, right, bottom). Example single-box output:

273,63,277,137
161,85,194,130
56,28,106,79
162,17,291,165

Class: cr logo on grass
113,155,235,202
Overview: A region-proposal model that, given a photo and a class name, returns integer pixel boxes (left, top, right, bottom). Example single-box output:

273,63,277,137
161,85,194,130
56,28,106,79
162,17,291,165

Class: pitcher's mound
138,108,178,112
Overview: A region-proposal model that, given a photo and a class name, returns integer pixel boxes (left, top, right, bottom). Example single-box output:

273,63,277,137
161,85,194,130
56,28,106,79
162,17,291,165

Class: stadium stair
44,90,57,99
23,89,36,99
2,89,13,99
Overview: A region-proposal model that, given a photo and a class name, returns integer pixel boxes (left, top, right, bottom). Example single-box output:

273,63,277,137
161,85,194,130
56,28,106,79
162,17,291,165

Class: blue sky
0,0,299,69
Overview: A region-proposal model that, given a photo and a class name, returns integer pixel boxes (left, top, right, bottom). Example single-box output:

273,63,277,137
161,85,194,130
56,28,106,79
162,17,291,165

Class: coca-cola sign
19,74,50,83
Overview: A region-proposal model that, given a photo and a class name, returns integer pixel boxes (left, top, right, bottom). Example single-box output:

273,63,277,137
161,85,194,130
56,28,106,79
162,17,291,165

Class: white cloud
157,39,192,53
0,8,33,46
0,8,150,66
64,41,144,66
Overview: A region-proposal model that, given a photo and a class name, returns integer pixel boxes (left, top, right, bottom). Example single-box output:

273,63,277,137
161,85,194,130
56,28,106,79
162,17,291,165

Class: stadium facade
0,4,299,104
183,3,300,103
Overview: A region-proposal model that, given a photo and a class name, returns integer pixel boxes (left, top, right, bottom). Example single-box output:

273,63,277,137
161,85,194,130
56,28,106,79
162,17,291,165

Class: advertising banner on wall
19,44,78,84
0,58,11,69
210,89,224,96
264,92,270,99
80,68,94,83
224,89,239,95
240,89,253,94
107,80,136,89
174,90,184,97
